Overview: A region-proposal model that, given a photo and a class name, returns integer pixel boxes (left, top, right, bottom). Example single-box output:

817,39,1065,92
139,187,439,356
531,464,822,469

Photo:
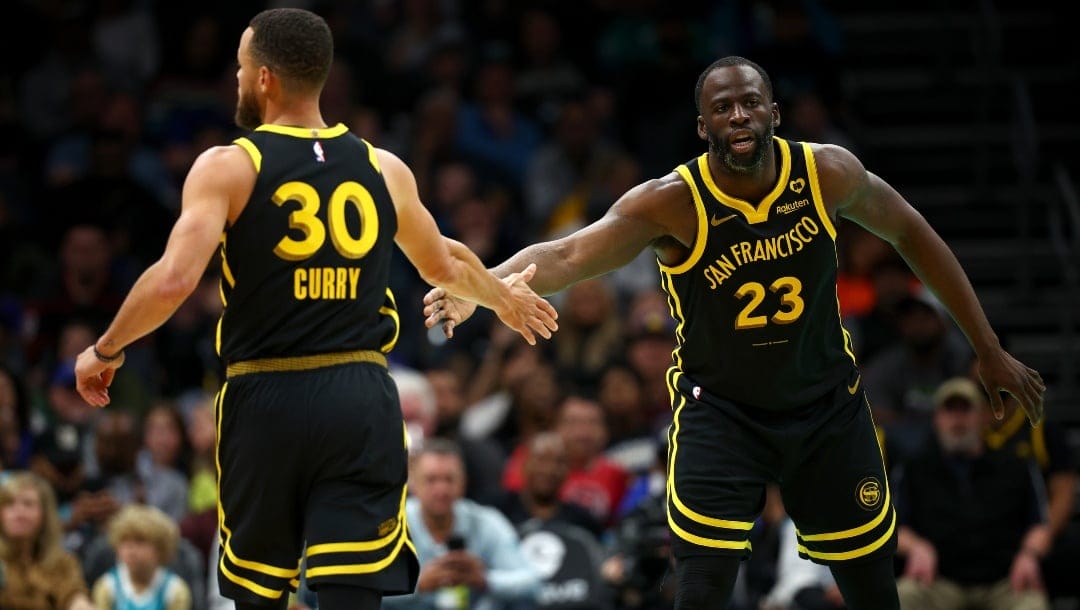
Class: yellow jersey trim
804,143,837,240
363,139,382,173
305,527,409,578
798,485,891,541
214,381,303,583
306,485,408,556
233,137,262,173
667,376,755,531
798,509,897,561
667,504,754,550
226,349,387,378
379,288,400,353
658,166,709,274
697,138,792,224
220,235,236,288
255,123,349,139
219,553,284,599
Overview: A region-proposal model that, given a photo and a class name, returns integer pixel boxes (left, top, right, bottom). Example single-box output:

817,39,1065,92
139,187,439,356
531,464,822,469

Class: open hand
74,344,124,407
423,264,559,345
490,263,558,345
977,348,1045,426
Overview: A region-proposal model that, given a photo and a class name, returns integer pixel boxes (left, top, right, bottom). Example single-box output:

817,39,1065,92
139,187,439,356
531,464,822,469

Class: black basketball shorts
214,360,419,603
665,367,896,565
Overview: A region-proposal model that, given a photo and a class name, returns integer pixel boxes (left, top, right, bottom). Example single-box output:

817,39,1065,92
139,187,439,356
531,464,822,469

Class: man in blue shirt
384,438,541,609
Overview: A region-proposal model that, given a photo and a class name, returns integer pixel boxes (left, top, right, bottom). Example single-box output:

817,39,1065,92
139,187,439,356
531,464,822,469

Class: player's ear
696,116,708,141
771,103,781,128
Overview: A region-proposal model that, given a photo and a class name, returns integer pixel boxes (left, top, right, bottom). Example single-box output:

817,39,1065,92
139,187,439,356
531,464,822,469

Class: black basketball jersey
216,124,399,363
660,137,858,410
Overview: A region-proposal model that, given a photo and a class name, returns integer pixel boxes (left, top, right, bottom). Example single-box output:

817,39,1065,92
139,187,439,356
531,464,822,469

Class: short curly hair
106,503,180,562
248,8,333,93
694,56,773,114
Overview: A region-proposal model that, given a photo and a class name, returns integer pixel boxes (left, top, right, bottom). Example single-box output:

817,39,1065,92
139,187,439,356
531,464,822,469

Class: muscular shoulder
808,142,870,212
193,143,255,174
186,144,258,222
372,148,415,199
613,173,691,221
188,144,257,194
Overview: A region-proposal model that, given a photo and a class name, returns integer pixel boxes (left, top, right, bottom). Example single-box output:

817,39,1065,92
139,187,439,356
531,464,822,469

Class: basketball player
73,8,557,610
423,56,1045,609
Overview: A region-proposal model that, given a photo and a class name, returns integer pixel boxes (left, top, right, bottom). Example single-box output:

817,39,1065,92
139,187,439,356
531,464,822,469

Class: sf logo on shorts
856,477,883,511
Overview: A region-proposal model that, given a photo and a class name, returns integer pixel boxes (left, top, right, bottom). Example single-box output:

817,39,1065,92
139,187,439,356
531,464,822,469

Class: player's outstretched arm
423,176,682,337
822,143,1046,425
74,145,241,407
379,148,558,345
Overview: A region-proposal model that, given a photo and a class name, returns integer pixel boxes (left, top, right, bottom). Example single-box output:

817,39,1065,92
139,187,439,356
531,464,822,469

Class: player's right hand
74,343,124,407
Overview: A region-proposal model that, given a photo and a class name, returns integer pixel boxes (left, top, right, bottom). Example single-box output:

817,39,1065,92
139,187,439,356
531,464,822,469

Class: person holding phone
383,439,540,609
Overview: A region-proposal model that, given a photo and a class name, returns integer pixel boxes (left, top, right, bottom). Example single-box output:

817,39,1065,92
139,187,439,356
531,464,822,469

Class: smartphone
446,534,466,551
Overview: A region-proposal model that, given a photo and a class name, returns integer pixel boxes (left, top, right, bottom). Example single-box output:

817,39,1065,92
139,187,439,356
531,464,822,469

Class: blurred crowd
0,1,1076,610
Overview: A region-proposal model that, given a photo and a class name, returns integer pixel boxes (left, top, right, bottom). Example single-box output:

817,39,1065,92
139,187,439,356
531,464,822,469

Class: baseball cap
896,286,947,319
932,377,985,409
628,309,675,341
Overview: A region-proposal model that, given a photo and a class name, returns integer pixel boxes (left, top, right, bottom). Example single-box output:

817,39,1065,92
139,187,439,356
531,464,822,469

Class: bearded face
706,118,775,175
235,86,262,131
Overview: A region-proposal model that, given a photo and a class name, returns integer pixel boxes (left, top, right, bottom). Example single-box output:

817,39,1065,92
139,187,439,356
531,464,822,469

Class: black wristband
93,343,123,363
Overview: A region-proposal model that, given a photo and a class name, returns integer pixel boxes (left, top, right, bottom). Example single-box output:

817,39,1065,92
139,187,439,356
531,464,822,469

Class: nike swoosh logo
710,214,737,227
847,374,861,395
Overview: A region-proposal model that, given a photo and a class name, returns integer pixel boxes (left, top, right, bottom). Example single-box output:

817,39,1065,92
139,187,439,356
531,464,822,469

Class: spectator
0,471,96,610
22,224,128,368
466,336,563,461
395,365,504,504
623,288,678,426
985,391,1080,603
30,340,101,511
177,394,218,574
455,45,544,190
90,503,193,610
862,288,974,463
384,438,541,609
136,401,191,521
513,8,589,128
523,99,621,240
893,377,1051,610
546,277,625,395
846,253,919,364
597,362,657,476
0,363,34,471
554,395,630,528
495,431,604,540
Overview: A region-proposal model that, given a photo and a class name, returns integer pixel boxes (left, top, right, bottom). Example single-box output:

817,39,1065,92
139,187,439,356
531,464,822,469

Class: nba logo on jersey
692,386,702,400
313,141,326,163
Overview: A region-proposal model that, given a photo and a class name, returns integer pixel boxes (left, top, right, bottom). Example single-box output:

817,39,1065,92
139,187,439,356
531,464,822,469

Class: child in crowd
91,503,193,610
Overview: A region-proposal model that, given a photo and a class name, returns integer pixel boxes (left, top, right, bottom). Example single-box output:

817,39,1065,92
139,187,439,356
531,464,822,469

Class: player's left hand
74,344,124,407
976,347,1045,427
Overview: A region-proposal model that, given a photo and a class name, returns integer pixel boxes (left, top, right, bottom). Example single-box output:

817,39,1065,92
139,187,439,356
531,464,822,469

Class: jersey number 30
272,180,378,261
734,276,804,330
